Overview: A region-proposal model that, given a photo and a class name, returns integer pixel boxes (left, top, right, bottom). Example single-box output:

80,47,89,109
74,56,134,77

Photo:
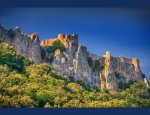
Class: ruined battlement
117,57,140,71
58,34,65,41
40,39,56,47
40,33,78,47
104,51,140,73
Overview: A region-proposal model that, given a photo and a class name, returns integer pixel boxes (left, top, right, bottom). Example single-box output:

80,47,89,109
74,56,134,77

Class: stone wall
101,51,148,90
40,33,78,49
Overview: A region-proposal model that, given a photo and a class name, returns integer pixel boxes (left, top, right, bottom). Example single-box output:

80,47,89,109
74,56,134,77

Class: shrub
48,78,57,86
87,57,93,67
52,40,65,51
118,81,127,90
7,29,15,38
118,80,136,90
8,74,26,85
0,65,10,77
41,48,46,59
129,82,149,98
67,83,83,93
126,80,135,88
94,60,100,68
36,91,54,107
0,42,30,73
26,64,51,78
47,46,54,52
100,64,105,70
16,96,36,107
101,88,109,94
50,71,70,83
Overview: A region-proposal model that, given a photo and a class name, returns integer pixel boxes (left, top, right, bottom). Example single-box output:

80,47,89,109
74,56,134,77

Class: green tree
0,42,32,72
118,81,126,90
36,91,54,107
7,29,15,38
26,64,51,78
52,40,65,51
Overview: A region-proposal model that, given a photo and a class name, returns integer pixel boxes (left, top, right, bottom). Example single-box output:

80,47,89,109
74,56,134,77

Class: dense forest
0,40,150,108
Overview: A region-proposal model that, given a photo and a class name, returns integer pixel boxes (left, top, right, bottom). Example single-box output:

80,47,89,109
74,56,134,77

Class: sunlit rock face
100,51,149,91
0,25,149,91
41,33,101,88
0,26,42,64
41,34,149,91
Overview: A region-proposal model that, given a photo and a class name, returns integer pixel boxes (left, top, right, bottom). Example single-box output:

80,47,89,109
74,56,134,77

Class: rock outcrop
41,33,149,91
0,26,42,64
100,51,148,91
0,25,149,91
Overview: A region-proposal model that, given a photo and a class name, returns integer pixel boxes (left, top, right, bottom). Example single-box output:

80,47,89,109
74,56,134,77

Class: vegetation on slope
6,29,16,38
0,41,150,108
40,39,64,63
52,40,65,51
45,39,65,53
0,40,33,73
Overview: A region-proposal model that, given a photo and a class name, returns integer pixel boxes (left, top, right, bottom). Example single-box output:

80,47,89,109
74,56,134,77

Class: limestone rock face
41,34,149,91
100,51,148,91
0,25,149,91
0,26,42,64
40,33,100,88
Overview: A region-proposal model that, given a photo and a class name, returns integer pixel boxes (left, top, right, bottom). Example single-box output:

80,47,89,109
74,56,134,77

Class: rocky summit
0,25,149,91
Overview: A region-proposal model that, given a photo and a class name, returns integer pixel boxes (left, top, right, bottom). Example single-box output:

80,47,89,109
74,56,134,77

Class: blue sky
0,8,150,79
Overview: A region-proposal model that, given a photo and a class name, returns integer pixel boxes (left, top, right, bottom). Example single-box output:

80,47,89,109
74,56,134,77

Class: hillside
0,25,149,91
0,40,150,107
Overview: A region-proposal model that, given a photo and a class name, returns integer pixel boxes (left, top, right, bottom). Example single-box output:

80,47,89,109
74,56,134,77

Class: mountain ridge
0,25,149,91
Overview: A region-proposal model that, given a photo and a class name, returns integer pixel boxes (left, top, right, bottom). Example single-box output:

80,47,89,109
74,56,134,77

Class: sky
0,8,150,79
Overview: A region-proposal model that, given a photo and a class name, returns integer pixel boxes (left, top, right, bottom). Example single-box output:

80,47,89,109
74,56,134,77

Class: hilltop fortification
0,25,149,91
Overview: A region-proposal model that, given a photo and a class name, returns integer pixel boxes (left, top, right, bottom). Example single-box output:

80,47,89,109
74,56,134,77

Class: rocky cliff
40,33,149,91
0,25,149,91
0,26,42,64
101,51,149,90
